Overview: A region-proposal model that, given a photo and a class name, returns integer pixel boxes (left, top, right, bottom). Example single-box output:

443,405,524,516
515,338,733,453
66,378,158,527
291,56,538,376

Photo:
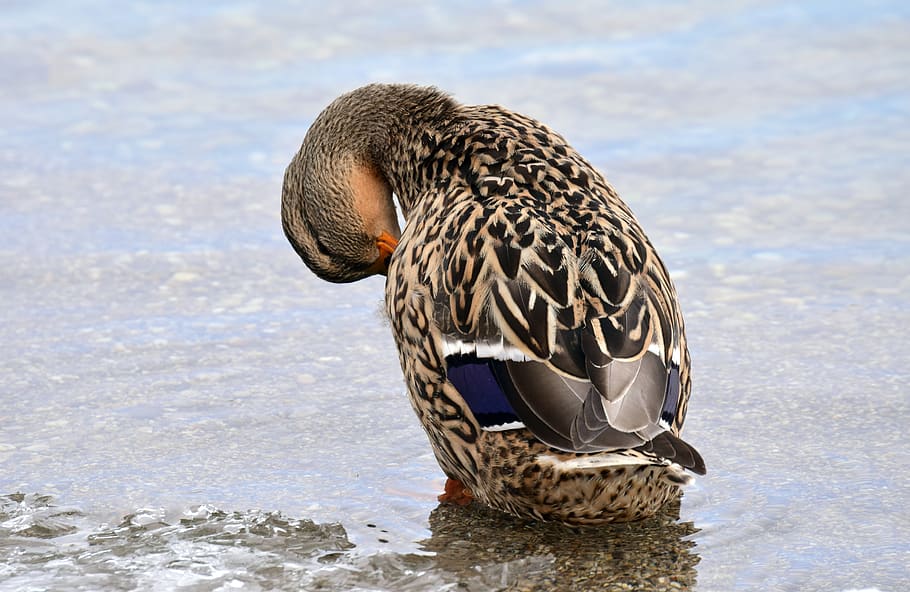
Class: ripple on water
0,493,561,591
0,491,711,591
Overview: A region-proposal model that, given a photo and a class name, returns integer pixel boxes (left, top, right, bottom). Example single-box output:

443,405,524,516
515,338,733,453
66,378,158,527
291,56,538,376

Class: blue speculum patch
444,354,520,428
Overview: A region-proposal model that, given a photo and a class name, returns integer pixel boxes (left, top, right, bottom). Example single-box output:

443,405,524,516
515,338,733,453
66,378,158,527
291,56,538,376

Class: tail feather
639,431,706,475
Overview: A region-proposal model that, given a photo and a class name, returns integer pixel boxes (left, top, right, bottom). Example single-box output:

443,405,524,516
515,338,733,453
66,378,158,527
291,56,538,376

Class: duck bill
366,231,399,276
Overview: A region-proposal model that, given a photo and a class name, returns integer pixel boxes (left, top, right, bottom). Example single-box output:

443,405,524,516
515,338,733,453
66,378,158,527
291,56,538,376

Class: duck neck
354,84,462,216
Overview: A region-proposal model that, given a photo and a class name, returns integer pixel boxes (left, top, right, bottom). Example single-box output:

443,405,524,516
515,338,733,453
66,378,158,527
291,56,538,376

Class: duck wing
425,131,704,475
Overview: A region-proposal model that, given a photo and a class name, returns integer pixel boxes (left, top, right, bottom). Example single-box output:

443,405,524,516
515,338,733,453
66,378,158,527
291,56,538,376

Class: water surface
2,1,908,590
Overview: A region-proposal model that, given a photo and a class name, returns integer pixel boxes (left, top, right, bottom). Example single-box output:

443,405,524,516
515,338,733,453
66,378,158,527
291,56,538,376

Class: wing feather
421,136,702,474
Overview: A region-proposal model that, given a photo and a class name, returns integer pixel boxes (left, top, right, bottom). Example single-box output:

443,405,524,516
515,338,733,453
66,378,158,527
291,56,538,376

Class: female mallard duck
281,83,705,525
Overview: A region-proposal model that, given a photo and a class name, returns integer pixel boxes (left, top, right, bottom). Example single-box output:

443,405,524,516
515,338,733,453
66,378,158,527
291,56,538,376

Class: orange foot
437,478,474,506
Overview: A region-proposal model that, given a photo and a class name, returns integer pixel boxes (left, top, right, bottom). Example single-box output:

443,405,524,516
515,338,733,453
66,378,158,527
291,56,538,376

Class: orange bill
366,230,399,276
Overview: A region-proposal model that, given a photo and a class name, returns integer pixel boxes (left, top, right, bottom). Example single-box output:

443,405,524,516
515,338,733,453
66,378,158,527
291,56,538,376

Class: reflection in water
1,492,699,591
422,498,700,590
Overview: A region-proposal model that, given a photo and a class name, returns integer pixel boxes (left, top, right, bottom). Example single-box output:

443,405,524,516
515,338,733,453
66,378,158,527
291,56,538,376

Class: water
1,1,908,590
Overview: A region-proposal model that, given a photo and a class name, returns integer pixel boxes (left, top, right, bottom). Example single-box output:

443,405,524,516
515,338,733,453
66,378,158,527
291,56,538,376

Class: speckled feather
283,84,704,524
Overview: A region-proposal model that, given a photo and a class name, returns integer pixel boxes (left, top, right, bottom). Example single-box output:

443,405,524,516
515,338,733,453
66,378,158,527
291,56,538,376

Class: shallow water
2,1,908,590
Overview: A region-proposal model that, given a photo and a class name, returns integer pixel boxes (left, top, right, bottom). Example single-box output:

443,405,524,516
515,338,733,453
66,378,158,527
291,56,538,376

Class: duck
281,83,705,525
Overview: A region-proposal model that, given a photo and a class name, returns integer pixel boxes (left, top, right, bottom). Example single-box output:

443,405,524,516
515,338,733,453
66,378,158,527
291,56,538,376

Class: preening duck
282,83,704,524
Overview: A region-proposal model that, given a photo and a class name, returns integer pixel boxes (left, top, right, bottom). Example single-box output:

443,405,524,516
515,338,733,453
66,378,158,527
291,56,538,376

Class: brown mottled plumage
282,83,704,525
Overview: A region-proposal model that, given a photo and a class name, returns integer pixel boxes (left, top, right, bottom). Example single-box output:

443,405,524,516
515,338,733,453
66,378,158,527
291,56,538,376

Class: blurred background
1,1,908,590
